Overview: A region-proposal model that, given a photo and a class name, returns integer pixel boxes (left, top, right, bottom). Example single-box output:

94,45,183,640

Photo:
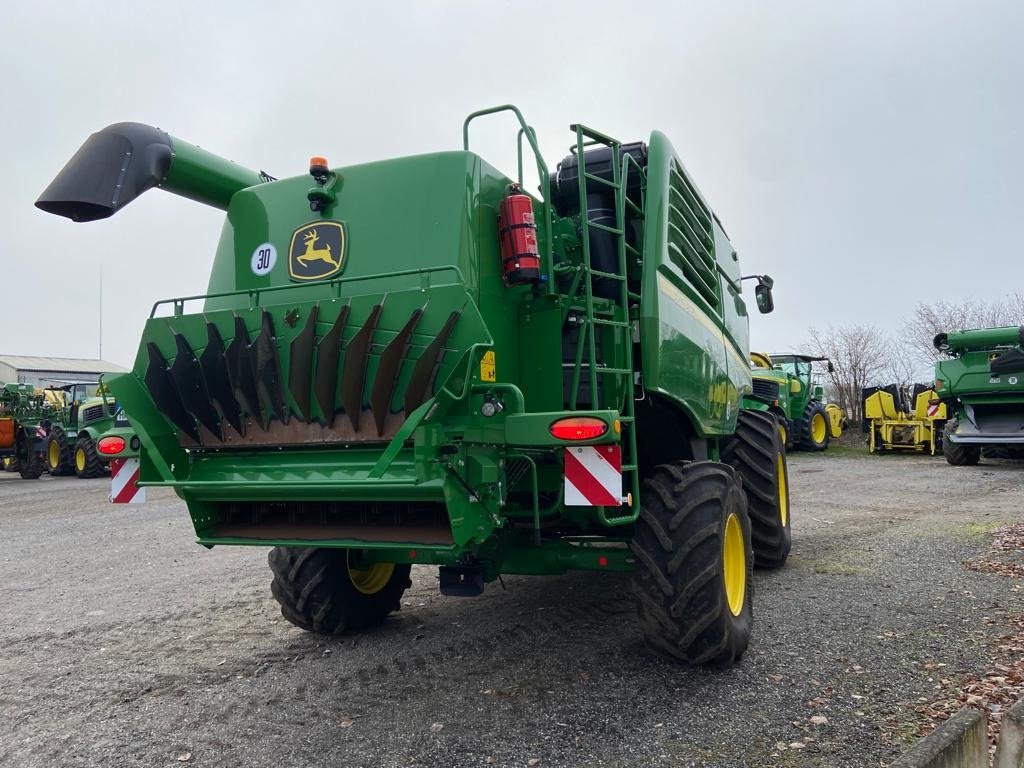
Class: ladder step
588,268,626,281
586,221,624,236
582,172,620,190
591,318,630,328
621,463,638,472
596,366,631,374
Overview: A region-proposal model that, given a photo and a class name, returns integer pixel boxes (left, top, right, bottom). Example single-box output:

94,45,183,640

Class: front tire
269,548,411,635
18,450,43,480
943,421,980,466
799,401,830,451
74,434,105,478
46,425,74,475
631,461,753,667
721,410,792,568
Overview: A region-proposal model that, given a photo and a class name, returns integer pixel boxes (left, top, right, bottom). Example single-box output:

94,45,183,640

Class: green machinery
934,326,1024,465
37,107,790,666
0,383,53,479
744,353,845,450
43,381,120,478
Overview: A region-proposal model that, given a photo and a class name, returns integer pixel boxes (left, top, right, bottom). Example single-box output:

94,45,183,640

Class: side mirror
827,361,835,374
755,282,774,314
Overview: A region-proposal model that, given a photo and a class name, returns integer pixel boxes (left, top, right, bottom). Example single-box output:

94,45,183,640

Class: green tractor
0,383,53,479
38,107,789,666
934,326,1024,465
44,381,119,478
744,353,845,451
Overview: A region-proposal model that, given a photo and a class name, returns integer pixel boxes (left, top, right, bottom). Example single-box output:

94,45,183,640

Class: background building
0,355,128,388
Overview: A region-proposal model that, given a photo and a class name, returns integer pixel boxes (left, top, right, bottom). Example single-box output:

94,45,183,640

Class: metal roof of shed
0,355,128,373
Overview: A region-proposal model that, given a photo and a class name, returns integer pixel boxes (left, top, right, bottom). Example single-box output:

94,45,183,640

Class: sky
2,0,1022,368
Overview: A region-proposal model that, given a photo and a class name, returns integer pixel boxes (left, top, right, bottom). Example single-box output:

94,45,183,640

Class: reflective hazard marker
564,445,622,506
927,402,940,417
109,458,145,504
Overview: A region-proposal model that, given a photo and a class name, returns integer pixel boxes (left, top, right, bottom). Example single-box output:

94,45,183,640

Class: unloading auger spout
35,122,267,221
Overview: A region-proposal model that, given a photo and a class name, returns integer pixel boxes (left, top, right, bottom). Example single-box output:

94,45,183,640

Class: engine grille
81,404,106,423
751,378,780,401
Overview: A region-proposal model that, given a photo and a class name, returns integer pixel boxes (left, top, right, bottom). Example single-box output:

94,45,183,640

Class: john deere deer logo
289,221,346,281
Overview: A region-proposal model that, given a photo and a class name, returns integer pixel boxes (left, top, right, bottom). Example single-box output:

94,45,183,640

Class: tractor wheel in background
721,410,792,568
18,450,43,480
798,401,830,451
631,461,753,667
269,548,411,634
773,413,793,450
46,425,74,476
943,421,980,466
5,455,20,472
74,434,105,478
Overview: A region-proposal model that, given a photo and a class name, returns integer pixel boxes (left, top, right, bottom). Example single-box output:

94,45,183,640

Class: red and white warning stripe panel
927,401,940,417
564,444,622,507
109,458,146,504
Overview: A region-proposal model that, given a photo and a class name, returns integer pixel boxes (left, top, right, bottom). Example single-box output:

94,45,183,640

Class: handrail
149,265,466,318
462,105,553,288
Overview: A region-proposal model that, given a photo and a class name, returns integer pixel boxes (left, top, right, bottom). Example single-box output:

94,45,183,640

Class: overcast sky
2,1,1021,368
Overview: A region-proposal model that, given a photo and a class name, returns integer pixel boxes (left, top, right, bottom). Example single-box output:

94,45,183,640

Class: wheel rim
777,453,788,527
778,423,787,446
348,559,395,595
48,440,59,469
75,447,86,472
722,513,746,617
811,413,827,444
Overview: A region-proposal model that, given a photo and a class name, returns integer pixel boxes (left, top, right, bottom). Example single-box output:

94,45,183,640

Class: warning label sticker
479,350,496,382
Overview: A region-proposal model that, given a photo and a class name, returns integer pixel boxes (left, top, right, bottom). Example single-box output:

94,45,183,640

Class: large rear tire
46,425,74,476
74,434,105,478
943,420,980,466
630,461,753,667
269,548,411,635
721,410,792,568
798,401,830,451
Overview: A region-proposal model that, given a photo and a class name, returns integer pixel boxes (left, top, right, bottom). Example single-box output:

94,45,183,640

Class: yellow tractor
864,384,947,454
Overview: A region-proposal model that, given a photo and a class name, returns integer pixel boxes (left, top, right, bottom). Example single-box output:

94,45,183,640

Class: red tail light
97,436,126,455
549,417,608,441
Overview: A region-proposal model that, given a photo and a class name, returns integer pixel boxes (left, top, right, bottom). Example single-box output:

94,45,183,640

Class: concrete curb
889,707,987,768
994,697,1024,768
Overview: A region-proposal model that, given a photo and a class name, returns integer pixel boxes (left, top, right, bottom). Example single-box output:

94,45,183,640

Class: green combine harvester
934,326,1024,465
37,106,789,666
744,352,845,450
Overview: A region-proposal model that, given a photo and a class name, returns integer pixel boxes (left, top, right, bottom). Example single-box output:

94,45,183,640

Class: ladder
564,123,645,525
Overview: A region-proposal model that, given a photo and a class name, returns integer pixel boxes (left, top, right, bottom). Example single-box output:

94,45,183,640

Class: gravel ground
1,451,1022,768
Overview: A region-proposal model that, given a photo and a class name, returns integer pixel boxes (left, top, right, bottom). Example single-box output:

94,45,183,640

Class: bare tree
903,294,1024,365
803,324,890,424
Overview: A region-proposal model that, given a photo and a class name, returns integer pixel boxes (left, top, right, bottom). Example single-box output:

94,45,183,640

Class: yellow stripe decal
657,273,750,376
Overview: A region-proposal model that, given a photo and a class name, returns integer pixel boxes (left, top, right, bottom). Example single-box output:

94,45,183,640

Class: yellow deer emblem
297,228,339,268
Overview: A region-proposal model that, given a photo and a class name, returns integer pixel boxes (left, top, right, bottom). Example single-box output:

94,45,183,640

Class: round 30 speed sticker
251,243,277,276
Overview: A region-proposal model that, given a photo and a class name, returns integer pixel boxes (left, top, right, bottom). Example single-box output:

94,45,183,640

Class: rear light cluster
549,417,608,441
97,436,126,455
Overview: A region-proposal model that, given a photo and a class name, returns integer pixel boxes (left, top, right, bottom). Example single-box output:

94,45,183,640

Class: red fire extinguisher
497,184,541,285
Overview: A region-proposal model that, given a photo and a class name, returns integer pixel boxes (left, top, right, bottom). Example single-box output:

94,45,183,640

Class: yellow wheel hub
48,440,60,469
811,413,827,444
777,453,788,527
75,448,86,472
722,512,747,617
348,559,395,595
